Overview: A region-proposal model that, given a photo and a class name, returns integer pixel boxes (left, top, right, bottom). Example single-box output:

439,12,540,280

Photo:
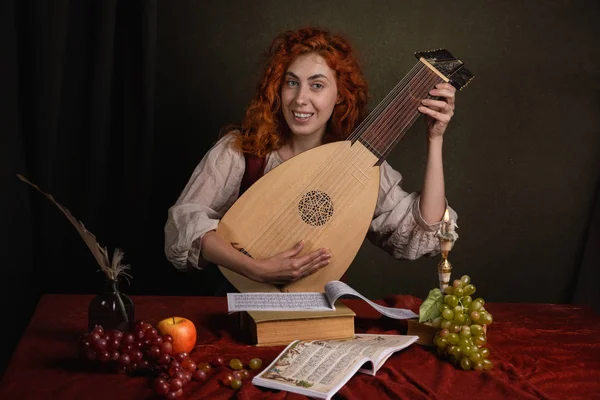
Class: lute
216,49,474,293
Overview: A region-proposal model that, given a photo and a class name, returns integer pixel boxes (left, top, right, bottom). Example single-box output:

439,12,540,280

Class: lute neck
349,62,446,165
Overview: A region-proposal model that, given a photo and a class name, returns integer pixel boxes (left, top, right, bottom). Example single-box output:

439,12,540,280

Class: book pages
252,334,418,399
227,281,418,320
324,281,418,319
227,292,333,312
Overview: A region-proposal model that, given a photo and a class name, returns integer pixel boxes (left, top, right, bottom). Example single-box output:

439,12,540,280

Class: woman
164,27,457,290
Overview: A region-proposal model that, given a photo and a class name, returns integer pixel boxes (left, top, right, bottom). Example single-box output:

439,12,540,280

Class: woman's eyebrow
285,71,329,81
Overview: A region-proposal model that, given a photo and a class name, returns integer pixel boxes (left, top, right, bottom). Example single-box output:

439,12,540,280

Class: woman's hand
250,241,331,284
418,82,457,140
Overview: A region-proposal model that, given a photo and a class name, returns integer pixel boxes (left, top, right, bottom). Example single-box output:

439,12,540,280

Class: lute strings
246,61,444,265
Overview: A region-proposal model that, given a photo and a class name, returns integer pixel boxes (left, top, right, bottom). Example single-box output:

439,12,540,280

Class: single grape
197,362,211,373
444,295,458,308
160,341,173,355
470,324,483,336
170,378,183,391
440,320,452,330
449,323,460,333
462,296,473,307
221,373,234,385
241,369,250,380
463,284,476,296
232,370,243,380
154,378,169,395
122,332,135,345
452,279,464,289
117,353,131,366
460,275,471,285
92,325,105,336
447,333,460,345
174,352,189,363
480,312,493,325
231,378,242,390
459,326,471,339
229,358,243,370
183,370,192,384
474,335,487,347
107,338,121,351
469,352,482,363
453,287,464,297
211,356,225,367
442,309,454,321
151,336,163,346
181,359,197,372
163,334,174,343
145,328,158,339
249,358,263,370
138,359,151,370
158,353,171,365
482,359,494,370
469,300,483,312
192,369,207,381
460,357,473,370
147,346,161,359
454,313,467,324
480,348,490,359
98,350,111,362
167,388,183,399
444,286,454,295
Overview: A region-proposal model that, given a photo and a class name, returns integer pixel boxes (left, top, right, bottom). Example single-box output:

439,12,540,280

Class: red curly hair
224,27,369,157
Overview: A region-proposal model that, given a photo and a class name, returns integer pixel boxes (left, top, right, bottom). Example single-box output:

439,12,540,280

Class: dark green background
155,1,600,302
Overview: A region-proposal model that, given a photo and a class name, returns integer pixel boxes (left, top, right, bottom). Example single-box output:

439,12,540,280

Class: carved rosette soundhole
298,190,334,226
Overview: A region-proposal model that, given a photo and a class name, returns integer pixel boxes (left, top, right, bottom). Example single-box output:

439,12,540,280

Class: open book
252,334,418,399
228,280,418,320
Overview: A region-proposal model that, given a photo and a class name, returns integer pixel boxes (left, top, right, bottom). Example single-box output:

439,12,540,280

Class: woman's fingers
283,240,304,258
421,98,452,112
291,252,331,282
418,106,453,123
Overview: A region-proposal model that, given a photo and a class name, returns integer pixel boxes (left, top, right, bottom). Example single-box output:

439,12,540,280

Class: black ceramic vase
88,279,134,332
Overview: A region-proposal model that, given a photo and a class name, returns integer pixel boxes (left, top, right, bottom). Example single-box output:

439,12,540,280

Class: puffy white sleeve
367,161,458,260
164,134,245,271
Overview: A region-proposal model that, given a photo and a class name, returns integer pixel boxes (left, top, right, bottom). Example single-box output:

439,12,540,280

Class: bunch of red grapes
77,320,262,398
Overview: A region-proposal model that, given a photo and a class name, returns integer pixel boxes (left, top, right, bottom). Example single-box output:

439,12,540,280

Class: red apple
156,317,197,354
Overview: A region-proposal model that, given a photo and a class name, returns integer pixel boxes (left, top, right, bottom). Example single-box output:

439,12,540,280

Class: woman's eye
287,80,299,87
312,83,324,90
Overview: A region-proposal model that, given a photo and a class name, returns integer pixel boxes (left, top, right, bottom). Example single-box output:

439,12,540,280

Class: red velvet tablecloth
0,294,599,399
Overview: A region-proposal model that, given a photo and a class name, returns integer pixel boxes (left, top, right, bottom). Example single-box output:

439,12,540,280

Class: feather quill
17,174,131,282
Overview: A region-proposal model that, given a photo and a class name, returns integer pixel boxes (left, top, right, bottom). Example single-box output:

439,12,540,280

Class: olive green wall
156,1,600,303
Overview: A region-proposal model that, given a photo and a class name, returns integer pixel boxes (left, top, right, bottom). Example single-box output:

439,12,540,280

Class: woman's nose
294,86,309,105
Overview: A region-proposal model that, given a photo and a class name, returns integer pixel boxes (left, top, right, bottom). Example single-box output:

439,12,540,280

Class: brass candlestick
437,209,458,292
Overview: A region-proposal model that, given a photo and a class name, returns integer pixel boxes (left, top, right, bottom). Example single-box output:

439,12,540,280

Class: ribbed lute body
216,49,474,293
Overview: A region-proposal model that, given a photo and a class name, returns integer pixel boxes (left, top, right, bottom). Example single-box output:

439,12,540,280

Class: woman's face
281,53,338,140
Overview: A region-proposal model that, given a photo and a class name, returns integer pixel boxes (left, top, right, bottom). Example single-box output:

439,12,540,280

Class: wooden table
0,293,599,399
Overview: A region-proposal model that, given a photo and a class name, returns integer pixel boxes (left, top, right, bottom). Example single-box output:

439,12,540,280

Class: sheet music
227,292,334,312
227,281,418,320
324,281,418,320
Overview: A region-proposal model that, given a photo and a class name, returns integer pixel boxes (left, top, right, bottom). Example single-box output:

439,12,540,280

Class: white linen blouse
164,134,457,271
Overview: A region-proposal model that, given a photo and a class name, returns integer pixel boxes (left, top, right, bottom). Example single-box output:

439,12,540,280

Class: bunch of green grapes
433,275,494,371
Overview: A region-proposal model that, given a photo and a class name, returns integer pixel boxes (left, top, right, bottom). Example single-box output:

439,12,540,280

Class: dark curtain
1,0,158,378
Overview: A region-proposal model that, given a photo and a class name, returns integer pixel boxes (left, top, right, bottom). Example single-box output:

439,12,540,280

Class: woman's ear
336,94,343,104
